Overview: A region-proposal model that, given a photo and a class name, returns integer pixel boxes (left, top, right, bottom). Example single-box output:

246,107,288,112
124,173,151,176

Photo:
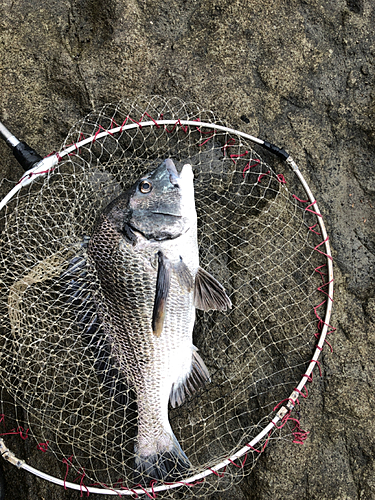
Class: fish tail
134,431,191,485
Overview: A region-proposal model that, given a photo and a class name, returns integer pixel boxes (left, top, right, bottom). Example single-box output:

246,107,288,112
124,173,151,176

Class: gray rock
0,0,374,498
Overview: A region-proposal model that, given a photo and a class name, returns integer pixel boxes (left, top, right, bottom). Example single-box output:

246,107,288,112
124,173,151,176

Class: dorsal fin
60,245,129,405
194,267,232,311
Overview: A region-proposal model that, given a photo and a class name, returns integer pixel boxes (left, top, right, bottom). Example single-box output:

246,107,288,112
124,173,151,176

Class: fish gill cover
0,96,332,497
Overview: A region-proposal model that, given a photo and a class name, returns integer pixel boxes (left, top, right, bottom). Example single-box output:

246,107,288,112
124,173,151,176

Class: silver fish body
85,159,231,483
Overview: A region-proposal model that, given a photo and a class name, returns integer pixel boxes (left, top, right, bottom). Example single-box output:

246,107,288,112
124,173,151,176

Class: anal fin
169,346,211,408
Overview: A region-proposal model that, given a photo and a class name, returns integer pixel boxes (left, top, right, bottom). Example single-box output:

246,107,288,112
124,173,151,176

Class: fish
62,159,232,484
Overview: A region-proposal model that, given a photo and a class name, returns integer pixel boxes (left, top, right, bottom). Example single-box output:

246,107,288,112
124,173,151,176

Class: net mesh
0,96,329,496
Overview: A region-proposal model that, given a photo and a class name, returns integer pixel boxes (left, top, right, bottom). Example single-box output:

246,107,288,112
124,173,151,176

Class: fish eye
139,180,153,194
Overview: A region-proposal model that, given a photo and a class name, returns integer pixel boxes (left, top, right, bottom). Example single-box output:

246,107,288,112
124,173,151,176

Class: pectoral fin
194,267,232,311
152,251,172,337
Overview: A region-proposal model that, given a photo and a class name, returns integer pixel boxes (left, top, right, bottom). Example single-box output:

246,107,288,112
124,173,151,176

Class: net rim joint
0,439,24,468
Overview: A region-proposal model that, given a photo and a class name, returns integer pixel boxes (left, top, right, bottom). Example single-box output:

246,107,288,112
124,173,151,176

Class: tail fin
134,432,191,485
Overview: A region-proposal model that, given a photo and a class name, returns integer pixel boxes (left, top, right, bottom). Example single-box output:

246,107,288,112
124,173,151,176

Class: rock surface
0,0,374,499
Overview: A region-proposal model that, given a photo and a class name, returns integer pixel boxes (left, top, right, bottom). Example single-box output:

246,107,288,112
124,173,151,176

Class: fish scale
89,233,195,480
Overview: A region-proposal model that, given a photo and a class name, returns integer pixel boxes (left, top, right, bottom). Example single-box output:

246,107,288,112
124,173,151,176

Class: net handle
0,120,333,496
0,120,44,172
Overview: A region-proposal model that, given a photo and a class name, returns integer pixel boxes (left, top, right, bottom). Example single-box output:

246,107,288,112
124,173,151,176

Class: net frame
0,108,334,497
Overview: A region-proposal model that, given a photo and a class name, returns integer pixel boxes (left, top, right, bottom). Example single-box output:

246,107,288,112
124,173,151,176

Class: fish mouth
151,211,182,217
164,159,180,187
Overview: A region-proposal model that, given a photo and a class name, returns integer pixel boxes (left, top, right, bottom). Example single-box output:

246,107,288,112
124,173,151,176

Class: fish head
127,159,196,241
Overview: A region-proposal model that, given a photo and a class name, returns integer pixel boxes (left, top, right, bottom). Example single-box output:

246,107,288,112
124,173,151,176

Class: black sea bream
70,159,231,483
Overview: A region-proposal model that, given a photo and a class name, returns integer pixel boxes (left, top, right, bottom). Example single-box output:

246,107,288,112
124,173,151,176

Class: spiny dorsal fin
152,251,172,337
194,266,232,312
60,246,129,405
169,346,211,408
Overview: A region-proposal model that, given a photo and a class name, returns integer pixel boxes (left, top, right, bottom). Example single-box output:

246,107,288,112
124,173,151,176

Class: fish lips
149,159,191,190
164,158,180,187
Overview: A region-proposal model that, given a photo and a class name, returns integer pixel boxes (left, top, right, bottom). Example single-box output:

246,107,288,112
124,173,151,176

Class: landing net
0,96,333,497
